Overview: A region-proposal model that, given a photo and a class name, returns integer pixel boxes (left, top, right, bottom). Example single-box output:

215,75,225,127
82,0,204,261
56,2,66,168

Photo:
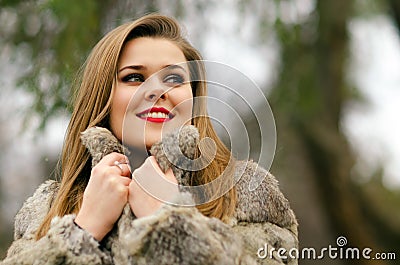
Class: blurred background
0,0,399,264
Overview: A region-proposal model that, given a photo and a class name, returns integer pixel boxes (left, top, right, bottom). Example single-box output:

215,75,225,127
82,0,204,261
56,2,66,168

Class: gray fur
149,125,199,186
2,126,298,265
3,181,112,265
80,126,130,167
233,161,298,235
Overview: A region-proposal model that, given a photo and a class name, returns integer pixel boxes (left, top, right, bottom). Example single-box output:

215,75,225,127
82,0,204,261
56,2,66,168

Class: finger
130,171,179,205
133,156,176,184
145,157,177,184
119,176,132,186
145,156,165,176
131,158,179,202
101,152,130,166
164,168,178,184
128,176,144,201
113,161,132,178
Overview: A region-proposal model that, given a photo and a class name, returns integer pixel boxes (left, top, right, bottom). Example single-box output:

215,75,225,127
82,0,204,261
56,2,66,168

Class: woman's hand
129,156,179,218
75,152,131,241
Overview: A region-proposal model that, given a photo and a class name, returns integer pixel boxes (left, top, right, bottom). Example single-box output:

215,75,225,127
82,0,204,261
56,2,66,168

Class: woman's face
110,37,193,149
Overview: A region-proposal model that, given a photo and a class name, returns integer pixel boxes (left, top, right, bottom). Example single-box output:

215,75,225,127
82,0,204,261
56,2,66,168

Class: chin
144,135,162,149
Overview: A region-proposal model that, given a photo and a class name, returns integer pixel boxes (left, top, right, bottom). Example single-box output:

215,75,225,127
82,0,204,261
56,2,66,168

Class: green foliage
353,0,389,18
1,0,103,129
1,0,399,259
0,0,187,130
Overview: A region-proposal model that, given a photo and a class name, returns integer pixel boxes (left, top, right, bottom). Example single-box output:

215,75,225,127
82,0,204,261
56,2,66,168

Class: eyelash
121,73,144,83
121,73,185,85
163,74,184,84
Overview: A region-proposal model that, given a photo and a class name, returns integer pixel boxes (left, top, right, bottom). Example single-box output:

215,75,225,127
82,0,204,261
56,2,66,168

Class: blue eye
163,74,184,85
122,73,144,83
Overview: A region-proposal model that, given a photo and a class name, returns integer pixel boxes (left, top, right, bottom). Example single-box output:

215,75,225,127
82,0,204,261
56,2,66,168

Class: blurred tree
388,0,400,32
0,116,13,258
1,0,399,263
0,0,174,257
0,0,103,129
262,0,400,264
0,0,172,129
0,175,6,258
236,0,399,264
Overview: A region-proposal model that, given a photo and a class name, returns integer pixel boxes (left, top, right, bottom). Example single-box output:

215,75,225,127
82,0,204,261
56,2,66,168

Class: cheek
170,86,193,110
110,88,136,139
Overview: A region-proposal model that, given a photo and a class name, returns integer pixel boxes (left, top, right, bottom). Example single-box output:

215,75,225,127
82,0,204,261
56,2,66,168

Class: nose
144,88,168,102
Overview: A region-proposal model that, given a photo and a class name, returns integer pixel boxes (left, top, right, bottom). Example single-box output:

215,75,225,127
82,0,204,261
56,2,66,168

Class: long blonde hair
36,14,237,239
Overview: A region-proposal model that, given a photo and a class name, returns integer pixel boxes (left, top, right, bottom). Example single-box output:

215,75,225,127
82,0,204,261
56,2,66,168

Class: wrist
74,214,110,241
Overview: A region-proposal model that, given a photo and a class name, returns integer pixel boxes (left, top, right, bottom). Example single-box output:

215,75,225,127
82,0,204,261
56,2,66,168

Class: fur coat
1,126,298,265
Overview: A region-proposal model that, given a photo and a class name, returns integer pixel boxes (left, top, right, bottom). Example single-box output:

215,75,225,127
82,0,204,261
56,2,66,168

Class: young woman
2,14,298,265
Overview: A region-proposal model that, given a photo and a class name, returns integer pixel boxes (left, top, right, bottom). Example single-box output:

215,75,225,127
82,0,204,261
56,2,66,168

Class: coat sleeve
234,161,298,234
230,161,299,264
232,221,298,265
1,180,112,265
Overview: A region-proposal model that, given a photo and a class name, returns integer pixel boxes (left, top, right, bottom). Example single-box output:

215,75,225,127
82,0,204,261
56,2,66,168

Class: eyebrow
118,64,187,73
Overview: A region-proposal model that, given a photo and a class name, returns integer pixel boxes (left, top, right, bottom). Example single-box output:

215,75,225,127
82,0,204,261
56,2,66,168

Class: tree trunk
268,0,392,264
388,0,400,34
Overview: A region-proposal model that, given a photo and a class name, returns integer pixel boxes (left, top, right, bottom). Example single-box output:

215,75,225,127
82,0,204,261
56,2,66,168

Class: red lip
136,107,174,123
136,107,170,116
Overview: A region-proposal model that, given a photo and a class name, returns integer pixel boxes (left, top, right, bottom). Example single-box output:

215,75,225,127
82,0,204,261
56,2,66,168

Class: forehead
118,37,187,69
